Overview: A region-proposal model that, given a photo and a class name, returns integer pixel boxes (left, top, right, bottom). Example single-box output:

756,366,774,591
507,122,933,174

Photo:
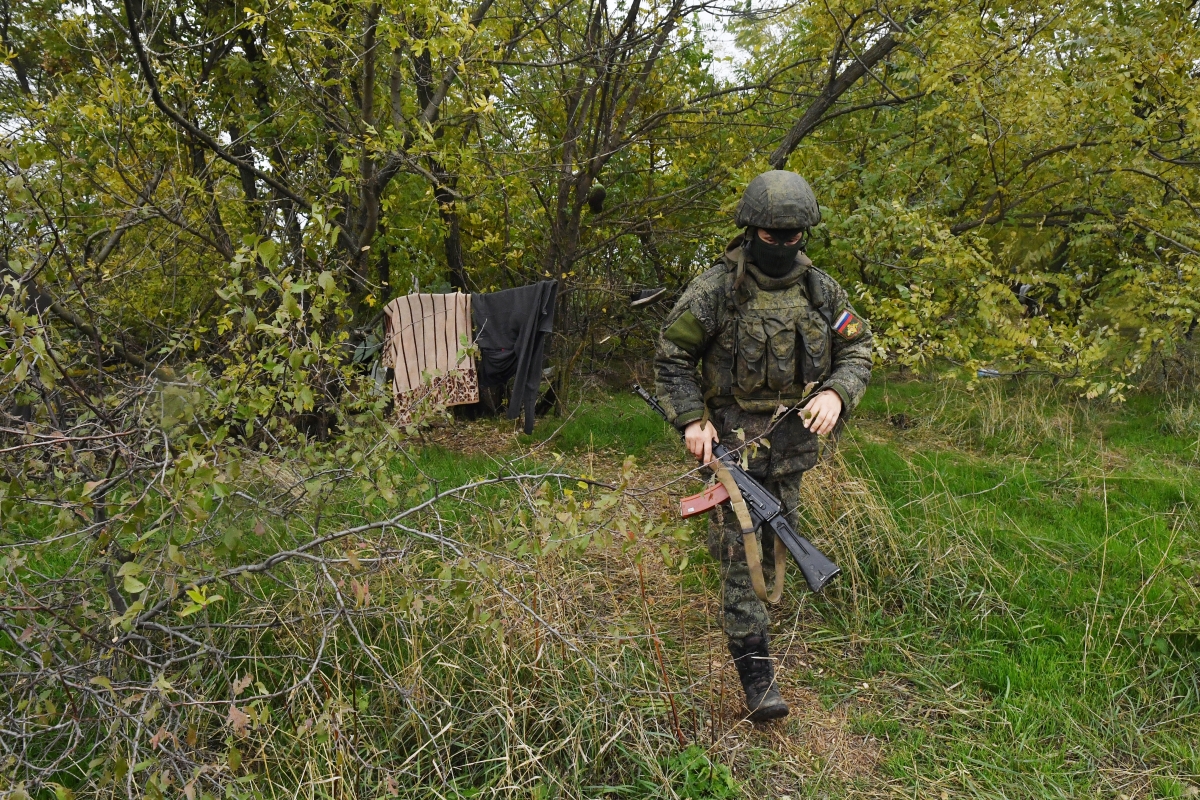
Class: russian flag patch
834,309,865,340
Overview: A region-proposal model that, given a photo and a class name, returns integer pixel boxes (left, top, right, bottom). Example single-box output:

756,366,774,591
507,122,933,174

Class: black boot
728,635,789,722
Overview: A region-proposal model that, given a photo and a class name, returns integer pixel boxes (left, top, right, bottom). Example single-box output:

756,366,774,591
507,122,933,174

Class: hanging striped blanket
381,292,479,424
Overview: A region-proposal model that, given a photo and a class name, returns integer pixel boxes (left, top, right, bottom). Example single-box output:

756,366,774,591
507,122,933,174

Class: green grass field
490,376,1200,797
806,378,1199,797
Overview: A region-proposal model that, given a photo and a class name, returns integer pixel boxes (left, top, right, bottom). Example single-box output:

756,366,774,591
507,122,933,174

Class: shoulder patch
664,310,708,355
833,309,866,340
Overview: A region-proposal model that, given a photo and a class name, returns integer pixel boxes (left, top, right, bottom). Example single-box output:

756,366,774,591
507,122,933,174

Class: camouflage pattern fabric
708,403,825,478
708,472,802,641
656,231,872,645
734,170,822,230
654,236,873,435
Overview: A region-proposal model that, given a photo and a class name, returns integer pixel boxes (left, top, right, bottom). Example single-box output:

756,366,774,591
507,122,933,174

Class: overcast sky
695,6,745,80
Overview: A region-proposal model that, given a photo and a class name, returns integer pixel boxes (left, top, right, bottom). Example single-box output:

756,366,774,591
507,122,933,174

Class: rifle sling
711,459,785,604
768,534,785,604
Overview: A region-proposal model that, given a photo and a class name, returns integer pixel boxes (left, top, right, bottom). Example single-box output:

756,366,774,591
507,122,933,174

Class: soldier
654,170,872,722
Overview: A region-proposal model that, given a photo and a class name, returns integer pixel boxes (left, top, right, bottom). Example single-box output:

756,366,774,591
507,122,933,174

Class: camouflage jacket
654,236,873,436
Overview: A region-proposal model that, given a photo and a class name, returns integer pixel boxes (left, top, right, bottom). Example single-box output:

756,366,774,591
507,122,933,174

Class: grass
393,377,1199,797
5,375,1199,799
795,376,1200,798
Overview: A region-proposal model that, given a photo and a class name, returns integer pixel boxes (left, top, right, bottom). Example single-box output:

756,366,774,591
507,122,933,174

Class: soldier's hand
801,390,843,436
684,420,719,465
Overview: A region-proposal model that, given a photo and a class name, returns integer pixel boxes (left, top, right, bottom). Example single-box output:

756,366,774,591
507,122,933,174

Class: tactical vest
702,249,834,414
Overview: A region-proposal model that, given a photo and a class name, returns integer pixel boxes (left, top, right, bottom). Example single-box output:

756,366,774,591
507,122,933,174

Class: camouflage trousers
707,473,803,642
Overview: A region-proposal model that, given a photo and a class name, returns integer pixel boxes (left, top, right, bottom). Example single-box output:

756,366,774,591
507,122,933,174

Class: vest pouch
798,312,832,384
764,317,797,393
734,318,767,395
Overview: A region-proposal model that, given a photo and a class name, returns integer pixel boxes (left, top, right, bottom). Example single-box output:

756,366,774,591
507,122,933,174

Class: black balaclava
748,228,806,277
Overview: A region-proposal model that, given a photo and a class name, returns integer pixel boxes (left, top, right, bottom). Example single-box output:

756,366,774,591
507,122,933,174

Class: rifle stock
633,384,841,593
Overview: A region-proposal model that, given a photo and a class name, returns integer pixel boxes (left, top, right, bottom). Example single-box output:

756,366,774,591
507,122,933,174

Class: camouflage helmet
734,170,821,230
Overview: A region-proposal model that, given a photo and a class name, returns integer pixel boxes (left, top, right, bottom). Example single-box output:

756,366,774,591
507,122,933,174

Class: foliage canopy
2,0,1197,396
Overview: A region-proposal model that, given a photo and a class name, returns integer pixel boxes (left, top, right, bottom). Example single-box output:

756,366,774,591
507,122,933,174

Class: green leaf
317,271,335,295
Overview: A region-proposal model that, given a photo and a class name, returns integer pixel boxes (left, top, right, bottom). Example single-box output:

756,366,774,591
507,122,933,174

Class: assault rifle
633,384,841,594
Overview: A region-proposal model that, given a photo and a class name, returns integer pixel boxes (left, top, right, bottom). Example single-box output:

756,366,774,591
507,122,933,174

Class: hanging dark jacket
472,280,558,434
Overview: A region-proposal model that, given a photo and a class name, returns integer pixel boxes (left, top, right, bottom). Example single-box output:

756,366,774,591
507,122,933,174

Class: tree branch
84,166,165,271
768,12,926,169
120,0,312,212
2,261,172,378
418,0,496,128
